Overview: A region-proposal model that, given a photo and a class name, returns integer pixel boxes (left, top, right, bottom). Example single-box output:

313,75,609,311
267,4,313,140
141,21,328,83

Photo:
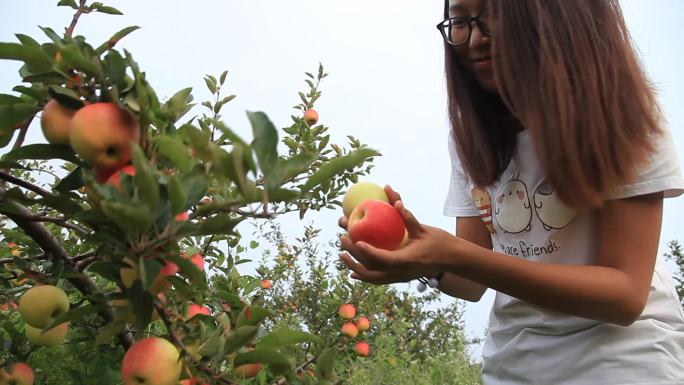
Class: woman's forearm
443,239,647,326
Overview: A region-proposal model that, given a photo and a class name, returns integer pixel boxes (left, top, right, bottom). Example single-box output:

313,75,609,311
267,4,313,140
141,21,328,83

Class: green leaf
37,195,82,216
103,50,127,88
55,166,84,192
2,143,78,163
93,5,123,15
234,348,292,375
139,258,162,291
300,148,380,193
38,27,62,44
167,174,187,214
248,111,279,176
48,86,84,109
13,85,48,101
204,76,217,94
161,87,194,123
256,330,323,349
15,34,40,48
57,0,78,8
131,143,160,210
87,261,121,282
265,153,316,194
95,320,126,345
236,306,270,328
0,160,29,170
101,201,152,235
180,214,243,237
220,70,228,85
151,136,191,172
43,304,107,331
58,45,99,75
315,348,337,381
225,325,258,353
0,103,39,148
0,42,52,73
127,281,153,331
96,26,140,54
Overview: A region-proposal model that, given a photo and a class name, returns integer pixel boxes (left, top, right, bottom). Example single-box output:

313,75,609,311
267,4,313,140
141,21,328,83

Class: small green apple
18,285,70,329
342,182,389,217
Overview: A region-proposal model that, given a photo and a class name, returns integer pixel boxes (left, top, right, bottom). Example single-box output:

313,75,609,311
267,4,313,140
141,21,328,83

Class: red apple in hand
347,200,405,251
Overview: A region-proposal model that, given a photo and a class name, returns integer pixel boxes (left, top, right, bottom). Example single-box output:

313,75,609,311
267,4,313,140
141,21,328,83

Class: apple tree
0,1,381,384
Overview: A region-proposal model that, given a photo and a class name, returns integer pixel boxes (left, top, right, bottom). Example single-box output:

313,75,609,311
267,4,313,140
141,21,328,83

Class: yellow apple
342,182,389,217
25,323,68,347
41,99,77,145
18,285,70,329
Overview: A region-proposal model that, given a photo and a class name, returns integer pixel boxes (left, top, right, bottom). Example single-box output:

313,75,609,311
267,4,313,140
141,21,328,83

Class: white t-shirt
443,128,684,385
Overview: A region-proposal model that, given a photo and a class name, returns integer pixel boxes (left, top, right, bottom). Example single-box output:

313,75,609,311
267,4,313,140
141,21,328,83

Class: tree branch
153,302,239,385
0,170,52,198
65,0,87,37
0,210,90,236
2,196,134,349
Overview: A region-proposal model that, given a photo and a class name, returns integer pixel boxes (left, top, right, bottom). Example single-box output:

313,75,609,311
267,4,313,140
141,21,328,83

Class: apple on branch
0,362,34,385
303,108,318,125
40,99,78,145
338,303,356,319
25,323,69,347
18,285,70,329
120,337,182,385
69,102,140,170
120,257,178,294
356,316,370,331
355,341,371,357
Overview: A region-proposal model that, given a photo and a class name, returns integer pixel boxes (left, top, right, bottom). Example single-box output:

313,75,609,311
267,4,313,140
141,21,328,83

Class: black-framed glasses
436,8,492,46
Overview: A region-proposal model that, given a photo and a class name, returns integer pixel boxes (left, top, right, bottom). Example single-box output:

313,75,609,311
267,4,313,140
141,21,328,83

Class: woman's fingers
339,252,400,284
394,200,424,238
384,185,402,205
338,216,348,230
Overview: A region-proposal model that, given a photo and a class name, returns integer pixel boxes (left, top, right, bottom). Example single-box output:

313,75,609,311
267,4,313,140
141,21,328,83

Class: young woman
339,0,684,384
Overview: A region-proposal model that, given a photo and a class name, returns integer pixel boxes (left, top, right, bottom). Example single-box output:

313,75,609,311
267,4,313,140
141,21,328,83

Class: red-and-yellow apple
25,323,68,347
18,285,70,329
175,211,190,222
233,363,262,378
184,253,204,272
342,182,389,217
120,257,178,294
348,200,405,251
121,337,182,385
0,362,34,385
0,302,17,312
69,103,140,169
303,109,318,125
341,322,359,338
41,99,77,145
338,303,356,319
186,304,210,319
356,316,370,331
260,279,272,289
355,341,370,357
106,164,136,191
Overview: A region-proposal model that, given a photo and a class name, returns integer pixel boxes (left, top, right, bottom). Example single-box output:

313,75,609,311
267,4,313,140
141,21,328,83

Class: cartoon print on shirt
533,180,576,230
494,172,532,233
471,186,496,234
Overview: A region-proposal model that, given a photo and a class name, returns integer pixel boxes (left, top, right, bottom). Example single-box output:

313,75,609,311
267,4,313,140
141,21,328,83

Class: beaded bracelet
417,272,445,292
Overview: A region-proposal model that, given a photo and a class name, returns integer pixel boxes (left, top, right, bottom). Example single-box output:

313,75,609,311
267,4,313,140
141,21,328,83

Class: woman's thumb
395,200,422,237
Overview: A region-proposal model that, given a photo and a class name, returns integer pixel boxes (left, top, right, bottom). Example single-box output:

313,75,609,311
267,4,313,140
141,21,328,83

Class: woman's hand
338,185,461,284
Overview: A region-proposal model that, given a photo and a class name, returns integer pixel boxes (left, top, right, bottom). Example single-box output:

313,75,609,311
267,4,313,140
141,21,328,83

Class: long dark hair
444,0,662,208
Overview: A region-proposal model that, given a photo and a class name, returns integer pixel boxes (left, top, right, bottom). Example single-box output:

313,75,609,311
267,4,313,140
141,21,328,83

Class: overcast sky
1,0,683,361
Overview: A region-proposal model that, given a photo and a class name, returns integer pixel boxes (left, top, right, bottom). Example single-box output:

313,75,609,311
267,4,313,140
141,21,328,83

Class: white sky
1,0,683,361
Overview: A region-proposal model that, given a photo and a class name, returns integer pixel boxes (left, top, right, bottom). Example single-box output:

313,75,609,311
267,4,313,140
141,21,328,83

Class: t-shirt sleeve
443,131,480,217
607,128,684,200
